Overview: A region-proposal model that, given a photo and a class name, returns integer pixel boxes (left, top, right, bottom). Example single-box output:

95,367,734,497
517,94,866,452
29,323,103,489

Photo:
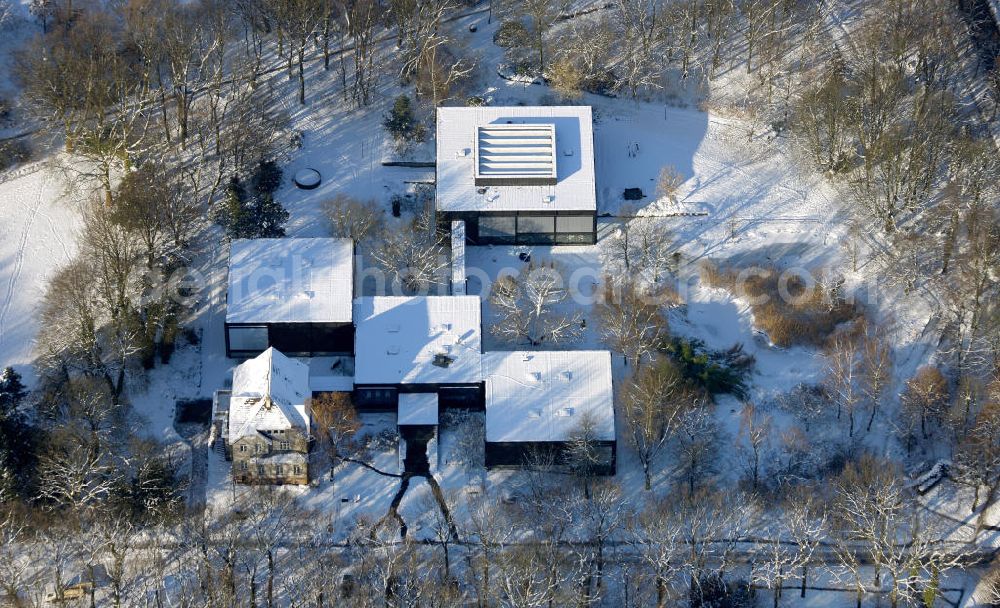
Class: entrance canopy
398,393,439,426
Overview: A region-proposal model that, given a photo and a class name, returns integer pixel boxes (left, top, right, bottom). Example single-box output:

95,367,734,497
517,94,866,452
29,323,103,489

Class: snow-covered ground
0,160,81,383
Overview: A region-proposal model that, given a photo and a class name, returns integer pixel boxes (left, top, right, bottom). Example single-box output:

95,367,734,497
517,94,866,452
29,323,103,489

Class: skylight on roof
474,123,557,185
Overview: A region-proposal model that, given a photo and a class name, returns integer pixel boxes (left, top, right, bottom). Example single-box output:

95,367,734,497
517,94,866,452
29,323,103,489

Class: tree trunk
298,44,307,105
267,549,275,608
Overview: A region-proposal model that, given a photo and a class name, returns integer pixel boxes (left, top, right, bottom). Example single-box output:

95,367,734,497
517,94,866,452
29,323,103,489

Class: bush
383,95,425,142
493,20,530,49
700,262,859,348
661,337,754,398
213,176,289,239
0,138,31,171
251,159,283,196
690,575,755,608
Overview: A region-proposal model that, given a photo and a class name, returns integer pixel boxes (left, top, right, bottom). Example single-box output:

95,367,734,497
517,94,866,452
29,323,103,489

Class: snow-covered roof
436,106,596,212
227,238,353,325
229,348,311,441
451,220,466,295
353,296,482,385
398,393,439,425
483,350,614,443
307,357,354,393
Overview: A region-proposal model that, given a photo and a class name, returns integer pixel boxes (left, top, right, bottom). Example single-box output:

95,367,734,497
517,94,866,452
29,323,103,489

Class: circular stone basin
293,168,322,189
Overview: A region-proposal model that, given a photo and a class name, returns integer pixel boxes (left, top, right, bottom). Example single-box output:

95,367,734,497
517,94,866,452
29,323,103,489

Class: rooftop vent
432,353,455,368
561,371,572,381
386,345,400,355
557,407,574,417
388,324,401,333
526,371,542,382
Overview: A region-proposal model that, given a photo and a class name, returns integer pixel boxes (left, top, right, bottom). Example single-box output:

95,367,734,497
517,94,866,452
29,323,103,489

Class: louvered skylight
474,123,557,185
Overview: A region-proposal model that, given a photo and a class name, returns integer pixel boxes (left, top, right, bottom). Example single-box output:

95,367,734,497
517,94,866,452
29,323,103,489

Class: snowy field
0,161,81,383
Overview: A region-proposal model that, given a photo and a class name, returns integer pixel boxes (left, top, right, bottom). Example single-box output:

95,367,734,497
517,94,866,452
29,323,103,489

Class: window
239,445,248,452
355,387,398,408
257,464,265,475
275,465,283,477
556,215,593,233
517,215,555,234
240,462,248,471
293,465,302,475
279,441,290,451
479,215,516,242
439,386,483,409
228,326,268,352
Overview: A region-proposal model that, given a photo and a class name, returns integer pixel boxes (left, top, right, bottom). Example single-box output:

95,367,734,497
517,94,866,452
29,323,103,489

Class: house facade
435,106,598,245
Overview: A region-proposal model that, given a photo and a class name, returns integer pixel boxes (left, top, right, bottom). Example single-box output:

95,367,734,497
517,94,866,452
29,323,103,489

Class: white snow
0,162,81,381
353,296,483,385
397,393,439,425
226,238,354,324
483,350,614,442
435,106,596,212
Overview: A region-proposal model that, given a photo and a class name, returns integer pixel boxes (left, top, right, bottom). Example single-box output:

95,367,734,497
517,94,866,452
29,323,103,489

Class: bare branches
619,357,696,490
488,260,583,347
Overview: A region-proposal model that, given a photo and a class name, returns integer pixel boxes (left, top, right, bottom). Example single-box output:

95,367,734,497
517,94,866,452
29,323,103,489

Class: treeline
0,452,980,607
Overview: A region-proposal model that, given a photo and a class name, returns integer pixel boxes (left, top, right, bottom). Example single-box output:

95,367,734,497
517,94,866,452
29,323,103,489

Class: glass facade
479,215,516,242
471,213,594,245
228,326,268,353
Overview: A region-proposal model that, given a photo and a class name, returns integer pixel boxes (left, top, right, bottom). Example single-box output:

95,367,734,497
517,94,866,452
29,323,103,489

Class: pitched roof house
226,347,312,485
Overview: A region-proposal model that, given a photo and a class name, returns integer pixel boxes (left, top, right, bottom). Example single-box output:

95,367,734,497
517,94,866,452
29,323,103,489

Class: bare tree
265,0,330,104
322,193,385,241
596,279,670,367
900,366,949,445
737,401,772,492
861,321,893,433
464,495,515,608
564,412,610,499
489,260,583,347
824,332,864,438
370,200,449,294
311,391,361,481
604,211,677,280
573,483,628,600
630,496,684,607
674,406,720,497
832,454,968,608
619,357,697,490
0,509,31,605
507,0,562,73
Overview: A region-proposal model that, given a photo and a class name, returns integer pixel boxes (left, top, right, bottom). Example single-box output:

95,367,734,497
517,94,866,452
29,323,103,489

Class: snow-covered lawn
0,161,81,383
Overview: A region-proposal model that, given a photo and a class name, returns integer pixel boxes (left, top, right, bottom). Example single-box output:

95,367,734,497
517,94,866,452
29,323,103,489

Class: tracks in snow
0,177,44,348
